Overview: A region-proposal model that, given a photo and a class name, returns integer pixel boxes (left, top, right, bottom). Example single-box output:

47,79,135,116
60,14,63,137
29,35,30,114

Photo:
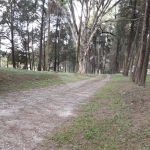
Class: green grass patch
0,67,91,94
146,74,150,86
40,74,150,150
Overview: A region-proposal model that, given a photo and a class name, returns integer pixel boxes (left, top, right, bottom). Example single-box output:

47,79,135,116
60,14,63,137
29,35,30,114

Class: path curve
0,75,111,150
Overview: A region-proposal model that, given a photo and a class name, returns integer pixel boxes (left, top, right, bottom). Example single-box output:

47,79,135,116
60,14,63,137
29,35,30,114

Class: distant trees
50,0,121,74
0,0,76,71
0,0,39,69
1,0,150,85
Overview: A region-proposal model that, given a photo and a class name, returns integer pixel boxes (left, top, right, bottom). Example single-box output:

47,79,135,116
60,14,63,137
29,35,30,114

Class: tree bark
134,0,150,85
38,0,45,71
27,20,31,70
45,17,50,71
115,39,120,73
75,1,83,73
78,56,86,74
129,20,140,80
139,32,150,86
54,11,59,72
31,24,35,70
10,1,16,68
123,0,137,76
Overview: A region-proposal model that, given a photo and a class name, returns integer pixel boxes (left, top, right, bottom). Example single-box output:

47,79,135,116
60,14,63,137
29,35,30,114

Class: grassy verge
40,75,150,150
0,68,93,94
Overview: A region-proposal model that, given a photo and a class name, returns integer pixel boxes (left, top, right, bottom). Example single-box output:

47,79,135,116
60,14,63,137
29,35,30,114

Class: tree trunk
54,11,59,72
123,0,137,76
31,24,35,70
45,17,50,71
116,39,120,73
139,31,150,85
38,0,45,71
10,1,16,68
27,20,31,70
134,0,150,85
78,56,86,74
43,28,46,71
24,40,28,69
129,20,140,80
75,2,84,73
57,13,61,72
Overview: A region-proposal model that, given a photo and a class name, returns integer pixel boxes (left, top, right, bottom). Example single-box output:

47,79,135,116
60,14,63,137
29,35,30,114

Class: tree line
0,0,150,86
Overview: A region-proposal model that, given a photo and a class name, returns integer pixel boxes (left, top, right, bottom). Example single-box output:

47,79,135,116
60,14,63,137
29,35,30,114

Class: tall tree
50,0,121,74
134,0,150,85
38,0,45,71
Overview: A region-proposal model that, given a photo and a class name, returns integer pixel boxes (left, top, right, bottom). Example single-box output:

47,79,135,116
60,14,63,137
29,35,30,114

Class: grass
0,67,92,94
39,74,150,150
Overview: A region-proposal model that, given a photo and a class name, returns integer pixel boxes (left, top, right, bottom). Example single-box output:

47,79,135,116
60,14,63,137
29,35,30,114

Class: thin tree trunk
38,0,45,71
116,39,120,73
45,17,50,71
43,28,46,71
123,0,137,76
24,40,28,69
27,20,31,70
31,24,35,70
54,11,59,72
57,13,61,72
10,1,15,68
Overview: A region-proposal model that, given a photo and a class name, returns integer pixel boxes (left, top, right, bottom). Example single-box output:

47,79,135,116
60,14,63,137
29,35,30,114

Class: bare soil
0,75,111,150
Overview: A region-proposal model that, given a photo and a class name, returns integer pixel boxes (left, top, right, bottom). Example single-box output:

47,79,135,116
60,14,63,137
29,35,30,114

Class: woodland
0,0,150,86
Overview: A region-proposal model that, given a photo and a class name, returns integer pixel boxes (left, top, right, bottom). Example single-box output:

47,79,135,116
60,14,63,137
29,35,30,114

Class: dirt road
0,75,111,150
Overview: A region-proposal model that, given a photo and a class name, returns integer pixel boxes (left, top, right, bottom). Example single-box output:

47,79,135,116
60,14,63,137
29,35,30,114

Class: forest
0,0,150,86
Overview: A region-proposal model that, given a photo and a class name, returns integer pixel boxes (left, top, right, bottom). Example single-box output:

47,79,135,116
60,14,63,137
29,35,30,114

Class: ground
38,75,150,150
0,74,110,150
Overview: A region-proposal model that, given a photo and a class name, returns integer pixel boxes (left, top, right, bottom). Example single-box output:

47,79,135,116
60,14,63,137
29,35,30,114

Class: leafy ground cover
0,68,91,94
40,75,150,150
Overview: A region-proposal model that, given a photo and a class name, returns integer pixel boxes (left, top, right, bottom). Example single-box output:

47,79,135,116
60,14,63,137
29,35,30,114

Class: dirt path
0,75,111,150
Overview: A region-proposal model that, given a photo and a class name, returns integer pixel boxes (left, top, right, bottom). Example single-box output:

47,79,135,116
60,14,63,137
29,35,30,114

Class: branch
101,32,115,36
102,16,144,23
0,35,11,41
69,0,79,35
97,24,115,36
51,0,78,41
103,0,122,16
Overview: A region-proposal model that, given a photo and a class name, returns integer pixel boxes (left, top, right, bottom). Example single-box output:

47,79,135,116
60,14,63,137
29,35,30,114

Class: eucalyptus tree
38,0,46,71
45,0,61,71
49,0,121,74
133,0,150,86
115,0,150,86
